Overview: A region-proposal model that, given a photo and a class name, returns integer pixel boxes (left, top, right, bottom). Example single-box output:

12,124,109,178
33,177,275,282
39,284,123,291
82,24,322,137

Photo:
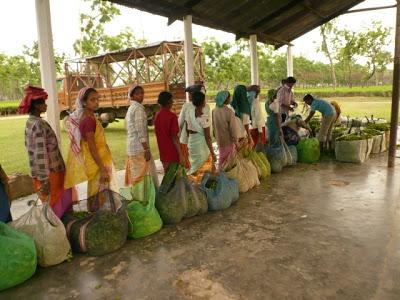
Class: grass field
207,85,392,98
0,96,397,175
0,118,159,175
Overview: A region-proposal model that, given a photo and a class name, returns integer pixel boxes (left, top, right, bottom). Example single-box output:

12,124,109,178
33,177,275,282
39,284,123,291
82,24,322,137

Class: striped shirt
25,115,65,181
126,101,148,155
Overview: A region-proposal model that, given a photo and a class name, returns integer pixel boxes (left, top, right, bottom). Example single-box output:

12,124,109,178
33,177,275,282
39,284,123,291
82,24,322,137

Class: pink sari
218,144,236,170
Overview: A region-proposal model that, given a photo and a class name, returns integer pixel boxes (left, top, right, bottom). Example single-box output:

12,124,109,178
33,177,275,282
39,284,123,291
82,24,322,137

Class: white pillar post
35,0,60,141
287,44,294,77
249,34,259,85
183,15,194,101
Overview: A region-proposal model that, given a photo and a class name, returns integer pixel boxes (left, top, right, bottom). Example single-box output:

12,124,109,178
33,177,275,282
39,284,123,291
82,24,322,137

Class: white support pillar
249,34,259,85
287,44,294,77
35,0,60,141
183,15,194,101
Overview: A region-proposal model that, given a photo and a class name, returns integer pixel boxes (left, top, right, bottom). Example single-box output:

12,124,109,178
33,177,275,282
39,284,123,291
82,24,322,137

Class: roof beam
301,1,327,19
344,4,396,14
264,7,308,35
249,0,304,31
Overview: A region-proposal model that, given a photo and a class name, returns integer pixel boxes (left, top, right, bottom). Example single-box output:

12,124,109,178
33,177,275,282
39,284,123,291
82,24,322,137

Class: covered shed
34,0,398,166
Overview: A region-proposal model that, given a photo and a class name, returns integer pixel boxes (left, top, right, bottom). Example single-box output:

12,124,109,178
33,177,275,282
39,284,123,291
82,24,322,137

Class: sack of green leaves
335,132,374,163
0,222,37,291
366,122,390,148
121,174,162,239
201,172,239,211
62,189,129,256
296,138,320,163
265,143,288,173
363,128,386,154
223,154,260,193
156,164,208,225
10,201,71,267
248,150,271,179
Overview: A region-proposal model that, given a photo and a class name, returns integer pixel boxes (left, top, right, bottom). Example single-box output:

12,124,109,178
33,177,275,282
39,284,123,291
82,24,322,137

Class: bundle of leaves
363,128,383,136
336,132,374,142
366,123,390,132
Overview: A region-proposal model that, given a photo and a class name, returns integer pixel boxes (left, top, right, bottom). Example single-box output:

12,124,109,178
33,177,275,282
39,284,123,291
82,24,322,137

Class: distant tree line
0,0,393,100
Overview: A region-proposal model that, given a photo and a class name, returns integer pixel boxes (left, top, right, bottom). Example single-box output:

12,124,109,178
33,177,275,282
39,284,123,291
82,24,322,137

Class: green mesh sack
124,175,162,239
296,138,320,163
62,190,129,256
0,222,37,291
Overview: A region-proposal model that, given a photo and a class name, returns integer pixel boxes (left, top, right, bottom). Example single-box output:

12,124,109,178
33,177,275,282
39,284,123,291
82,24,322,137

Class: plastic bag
224,157,260,193
256,152,271,177
265,145,286,173
288,145,298,164
283,143,295,166
335,138,373,163
296,138,320,163
201,172,239,211
123,175,163,239
156,165,208,225
63,190,129,256
10,202,71,267
0,222,37,291
248,150,271,179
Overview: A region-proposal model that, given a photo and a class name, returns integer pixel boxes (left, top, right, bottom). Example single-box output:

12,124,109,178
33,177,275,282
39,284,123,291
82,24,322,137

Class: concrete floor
2,154,400,300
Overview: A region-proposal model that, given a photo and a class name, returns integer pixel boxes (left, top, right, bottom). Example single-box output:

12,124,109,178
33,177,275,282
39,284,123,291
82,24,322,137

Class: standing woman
212,91,239,169
231,85,253,146
19,86,75,218
178,84,208,170
64,87,119,211
247,85,266,146
185,92,216,182
124,85,159,194
265,89,284,147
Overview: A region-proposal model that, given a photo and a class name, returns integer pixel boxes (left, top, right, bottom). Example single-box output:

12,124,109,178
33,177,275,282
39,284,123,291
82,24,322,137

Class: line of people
6,78,341,221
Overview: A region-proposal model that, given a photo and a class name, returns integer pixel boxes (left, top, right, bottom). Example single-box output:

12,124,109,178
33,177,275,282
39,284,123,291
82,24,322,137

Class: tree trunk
321,26,337,89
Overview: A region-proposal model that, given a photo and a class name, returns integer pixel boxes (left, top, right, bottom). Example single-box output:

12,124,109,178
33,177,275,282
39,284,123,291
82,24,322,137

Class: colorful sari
186,108,211,182
65,118,119,210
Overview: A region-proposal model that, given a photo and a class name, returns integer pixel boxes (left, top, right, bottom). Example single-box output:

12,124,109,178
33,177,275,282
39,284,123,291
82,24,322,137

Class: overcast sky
0,0,396,63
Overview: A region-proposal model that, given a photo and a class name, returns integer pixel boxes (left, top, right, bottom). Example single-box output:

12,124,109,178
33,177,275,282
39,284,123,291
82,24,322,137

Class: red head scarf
19,86,48,114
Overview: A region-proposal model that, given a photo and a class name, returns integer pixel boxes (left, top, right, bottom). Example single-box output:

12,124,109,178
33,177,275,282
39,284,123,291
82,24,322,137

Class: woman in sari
231,85,253,146
212,91,239,169
19,86,75,218
178,84,208,170
247,85,266,147
64,87,119,211
124,84,159,201
265,89,284,147
185,91,216,182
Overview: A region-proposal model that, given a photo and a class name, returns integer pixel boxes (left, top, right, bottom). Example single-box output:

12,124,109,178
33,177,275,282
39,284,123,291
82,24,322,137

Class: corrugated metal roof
106,0,364,48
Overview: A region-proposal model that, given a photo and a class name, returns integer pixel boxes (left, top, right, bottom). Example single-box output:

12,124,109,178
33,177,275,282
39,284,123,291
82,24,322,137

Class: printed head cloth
18,86,48,114
215,91,229,107
68,87,92,155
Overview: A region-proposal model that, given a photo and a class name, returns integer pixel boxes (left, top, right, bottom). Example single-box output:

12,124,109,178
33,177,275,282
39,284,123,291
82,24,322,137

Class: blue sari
187,109,210,175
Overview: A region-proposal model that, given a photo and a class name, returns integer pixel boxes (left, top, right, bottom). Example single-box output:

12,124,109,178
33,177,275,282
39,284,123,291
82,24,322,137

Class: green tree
319,21,338,88
73,0,146,57
358,21,392,84
333,28,362,87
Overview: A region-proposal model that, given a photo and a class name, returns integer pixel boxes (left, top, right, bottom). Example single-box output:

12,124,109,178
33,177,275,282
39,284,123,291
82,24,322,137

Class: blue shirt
310,99,334,116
